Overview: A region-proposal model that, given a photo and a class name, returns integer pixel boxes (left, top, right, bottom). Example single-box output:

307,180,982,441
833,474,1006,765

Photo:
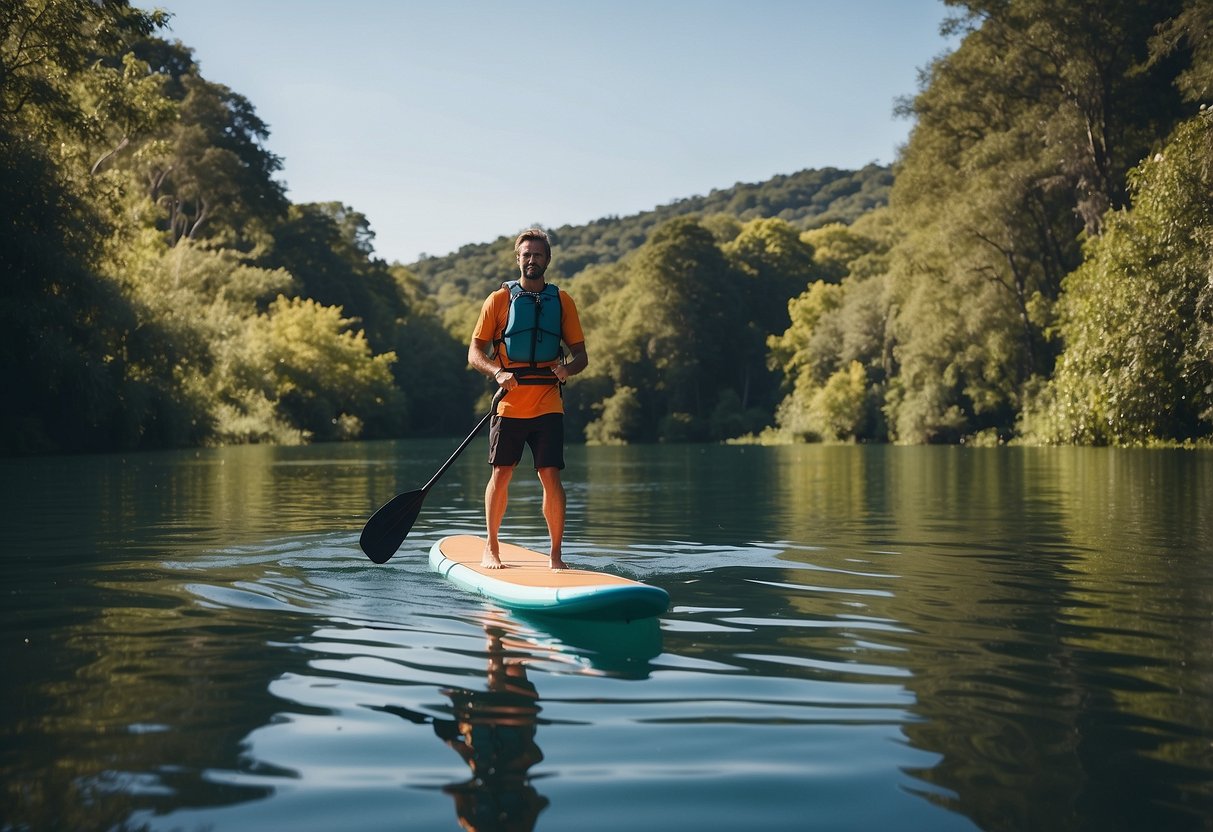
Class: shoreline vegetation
3,1,1211,456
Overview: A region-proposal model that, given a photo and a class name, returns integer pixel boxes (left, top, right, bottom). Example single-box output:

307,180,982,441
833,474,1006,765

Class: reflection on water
1,444,1212,830
373,611,662,831
382,623,548,831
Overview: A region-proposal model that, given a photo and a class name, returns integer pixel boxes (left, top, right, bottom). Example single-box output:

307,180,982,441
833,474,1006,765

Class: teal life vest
498,281,562,383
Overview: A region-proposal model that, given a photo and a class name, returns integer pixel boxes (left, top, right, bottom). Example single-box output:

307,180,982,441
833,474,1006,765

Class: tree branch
90,135,129,175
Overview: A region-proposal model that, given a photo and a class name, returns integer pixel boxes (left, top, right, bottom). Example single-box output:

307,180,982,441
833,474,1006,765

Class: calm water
2,442,1212,831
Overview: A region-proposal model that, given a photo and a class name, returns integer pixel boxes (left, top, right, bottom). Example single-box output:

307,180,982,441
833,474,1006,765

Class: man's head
515,228,551,282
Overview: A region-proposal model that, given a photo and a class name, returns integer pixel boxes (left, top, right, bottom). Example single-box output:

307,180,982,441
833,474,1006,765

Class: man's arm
469,338,515,390
553,341,587,383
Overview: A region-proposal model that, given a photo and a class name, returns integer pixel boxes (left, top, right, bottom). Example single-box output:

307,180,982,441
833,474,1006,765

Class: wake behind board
429,535,668,620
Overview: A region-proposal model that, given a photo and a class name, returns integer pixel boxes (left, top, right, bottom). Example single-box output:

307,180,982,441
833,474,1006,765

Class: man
468,228,588,570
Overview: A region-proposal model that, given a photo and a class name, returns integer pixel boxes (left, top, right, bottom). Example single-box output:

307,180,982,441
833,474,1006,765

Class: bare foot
550,555,568,571
481,548,504,569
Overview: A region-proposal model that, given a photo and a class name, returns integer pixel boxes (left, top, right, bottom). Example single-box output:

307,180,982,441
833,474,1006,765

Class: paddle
359,387,506,564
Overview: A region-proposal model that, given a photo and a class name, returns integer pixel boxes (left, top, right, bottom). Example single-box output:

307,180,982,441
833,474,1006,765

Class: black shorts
488,413,565,469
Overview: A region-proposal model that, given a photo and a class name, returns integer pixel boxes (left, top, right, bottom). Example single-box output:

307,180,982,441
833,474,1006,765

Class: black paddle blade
359,489,426,563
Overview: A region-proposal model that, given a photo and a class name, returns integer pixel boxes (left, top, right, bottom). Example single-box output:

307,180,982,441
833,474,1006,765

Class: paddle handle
421,387,505,493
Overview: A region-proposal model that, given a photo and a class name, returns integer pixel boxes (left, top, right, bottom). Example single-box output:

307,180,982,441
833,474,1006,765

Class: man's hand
493,369,518,391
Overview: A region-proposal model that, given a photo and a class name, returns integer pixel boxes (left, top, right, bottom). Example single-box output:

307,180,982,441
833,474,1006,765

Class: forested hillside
411,164,891,294
3,0,1211,454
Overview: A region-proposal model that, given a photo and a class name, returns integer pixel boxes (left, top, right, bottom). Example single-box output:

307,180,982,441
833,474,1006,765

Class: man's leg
536,466,567,570
483,464,514,568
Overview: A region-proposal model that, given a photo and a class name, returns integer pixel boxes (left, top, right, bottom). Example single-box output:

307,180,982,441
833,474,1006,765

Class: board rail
429,535,669,620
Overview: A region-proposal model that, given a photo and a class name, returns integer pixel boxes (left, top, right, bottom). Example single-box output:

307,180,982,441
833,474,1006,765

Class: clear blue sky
160,1,956,265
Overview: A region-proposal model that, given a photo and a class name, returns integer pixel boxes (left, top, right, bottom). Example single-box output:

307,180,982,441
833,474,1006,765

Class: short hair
514,227,551,258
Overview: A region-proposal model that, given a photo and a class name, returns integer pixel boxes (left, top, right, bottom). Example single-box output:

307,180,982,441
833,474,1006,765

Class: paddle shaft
359,388,505,562
420,386,506,495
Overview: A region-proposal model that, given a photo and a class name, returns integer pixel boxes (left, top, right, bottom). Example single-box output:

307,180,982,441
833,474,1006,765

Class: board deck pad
429,535,668,620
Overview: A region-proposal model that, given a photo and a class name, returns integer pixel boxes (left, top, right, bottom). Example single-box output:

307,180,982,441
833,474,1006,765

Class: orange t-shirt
473,285,585,419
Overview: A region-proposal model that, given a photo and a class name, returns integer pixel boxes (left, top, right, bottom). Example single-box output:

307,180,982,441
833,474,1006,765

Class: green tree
811,361,869,442
136,70,288,248
261,206,473,434
0,0,169,453
768,211,895,442
115,234,295,444
579,218,738,441
722,218,820,413
1024,110,1213,445
262,202,405,349
584,386,642,445
75,52,176,181
389,264,478,434
1149,0,1213,104
1,1,165,133
224,296,402,442
882,0,1188,442
802,222,883,283
770,281,845,394
0,139,145,452
935,0,1187,236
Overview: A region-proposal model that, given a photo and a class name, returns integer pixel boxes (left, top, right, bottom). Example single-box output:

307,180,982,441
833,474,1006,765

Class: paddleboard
429,535,669,620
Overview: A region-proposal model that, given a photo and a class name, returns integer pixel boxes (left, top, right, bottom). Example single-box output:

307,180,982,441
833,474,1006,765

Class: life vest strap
505,366,560,386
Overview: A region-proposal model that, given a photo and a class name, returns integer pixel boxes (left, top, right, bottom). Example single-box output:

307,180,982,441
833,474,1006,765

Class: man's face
517,239,550,281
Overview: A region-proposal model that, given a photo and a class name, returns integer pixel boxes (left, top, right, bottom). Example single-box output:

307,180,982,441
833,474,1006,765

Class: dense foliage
1023,110,1213,444
1,1,464,452
766,0,1212,447
3,0,1211,453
